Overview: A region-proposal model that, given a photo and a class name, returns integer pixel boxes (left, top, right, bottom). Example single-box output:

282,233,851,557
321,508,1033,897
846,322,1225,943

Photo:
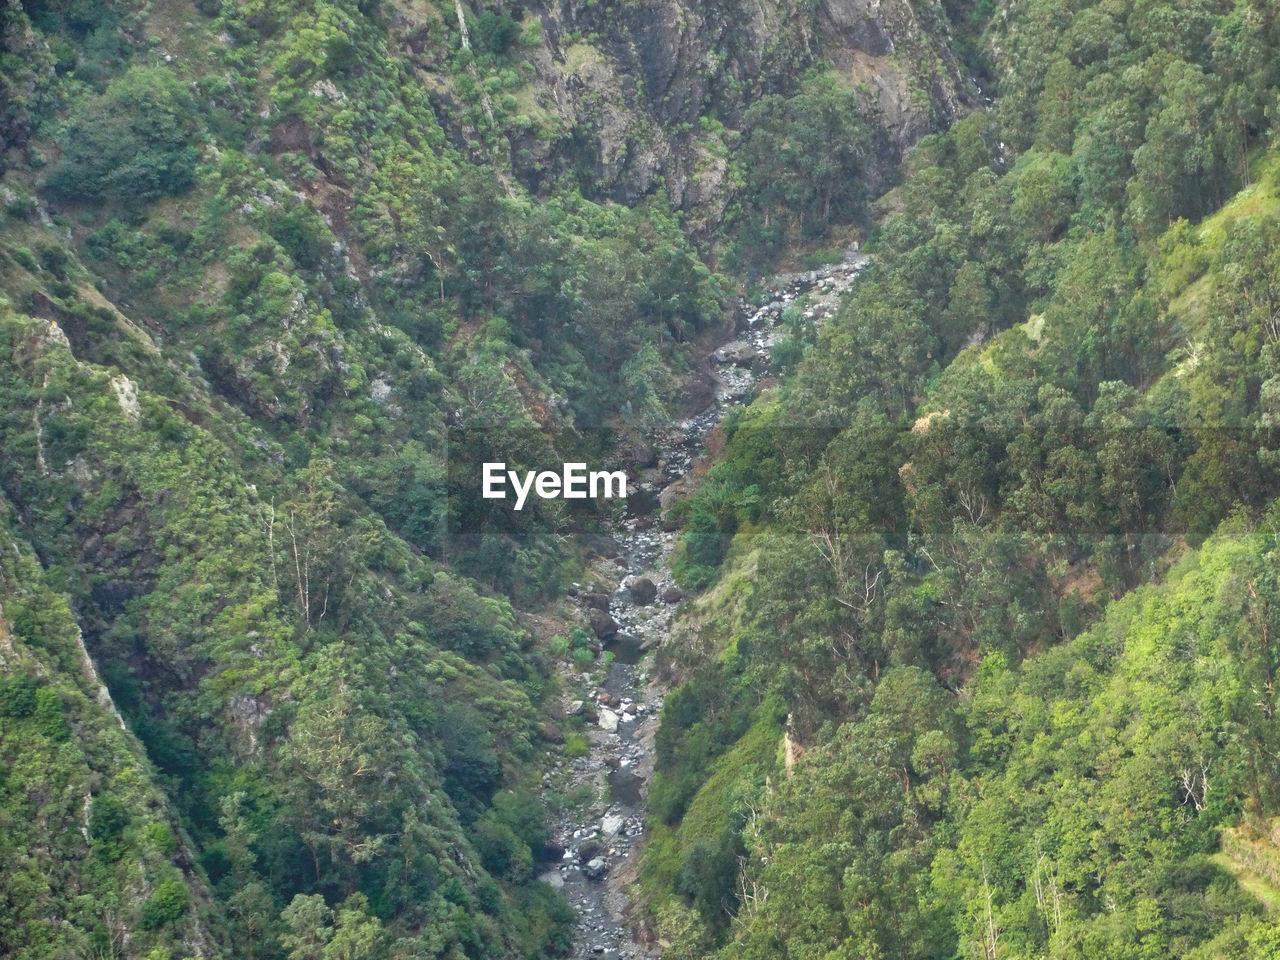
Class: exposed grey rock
584,857,608,880
626,575,657,605
601,814,625,837
542,871,564,889
629,441,658,467
597,708,619,733
714,340,757,365
588,607,619,638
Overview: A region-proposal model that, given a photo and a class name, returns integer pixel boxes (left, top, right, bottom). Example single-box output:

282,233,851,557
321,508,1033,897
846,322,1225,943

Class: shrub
138,879,190,930
0,672,39,718
90,794,131,861
475,12,521,56
34,687,69,740
44,67,200,204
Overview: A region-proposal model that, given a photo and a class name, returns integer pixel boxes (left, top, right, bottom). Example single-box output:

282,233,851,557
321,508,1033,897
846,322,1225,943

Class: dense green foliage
648,0,1280,957
44,66,200,202
9,0,1280,957
0,0,758,954
6,0,949,949
725,72,879,269
0,494,215,959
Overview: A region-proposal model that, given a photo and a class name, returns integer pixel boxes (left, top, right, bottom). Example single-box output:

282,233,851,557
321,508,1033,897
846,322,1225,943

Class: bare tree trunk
981,855,1000,960
287,511,311,628
261,501,279,594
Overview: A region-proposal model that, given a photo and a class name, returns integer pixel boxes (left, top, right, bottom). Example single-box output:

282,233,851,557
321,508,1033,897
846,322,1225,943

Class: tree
281,894,333,960
734,72,876,259
276,459,379,629
279,667,395,889
44,67,200,203
1011,151,1075,245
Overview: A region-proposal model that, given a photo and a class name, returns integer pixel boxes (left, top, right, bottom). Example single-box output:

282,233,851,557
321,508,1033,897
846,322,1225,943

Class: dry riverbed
540,247,871,959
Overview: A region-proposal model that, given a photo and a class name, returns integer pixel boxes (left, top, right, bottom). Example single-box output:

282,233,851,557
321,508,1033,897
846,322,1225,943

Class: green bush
44,67,200,204
138,879,189,930
89,794,131,861
475,12,521,56
11,247,38,273
33,687,68,740
0,672,39,718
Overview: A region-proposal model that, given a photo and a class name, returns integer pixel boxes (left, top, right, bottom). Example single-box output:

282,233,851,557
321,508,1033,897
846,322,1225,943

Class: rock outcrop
392,0,973,237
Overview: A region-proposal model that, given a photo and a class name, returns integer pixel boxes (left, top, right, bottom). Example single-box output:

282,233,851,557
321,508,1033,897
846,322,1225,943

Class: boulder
584,591,611,612
538,722,565,744
577,839,605,863
714,340,757,365
660,585,684,604
597,708,619,733
540,870,565,890
584,857,608,880
601,814,625,837
627,575,657,605
629,441,658,468
588,607,619,639
567,699,586,717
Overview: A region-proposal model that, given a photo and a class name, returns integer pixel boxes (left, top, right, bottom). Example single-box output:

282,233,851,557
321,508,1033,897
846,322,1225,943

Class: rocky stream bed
538,248,871,959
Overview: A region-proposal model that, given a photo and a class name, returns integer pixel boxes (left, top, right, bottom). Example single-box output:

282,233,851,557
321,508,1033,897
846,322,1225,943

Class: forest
649,1,1280,958
3,0,1280,958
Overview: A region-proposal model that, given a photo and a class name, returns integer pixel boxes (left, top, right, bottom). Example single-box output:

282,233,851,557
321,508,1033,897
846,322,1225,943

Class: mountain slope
0,0,969,956
642,1,1280,957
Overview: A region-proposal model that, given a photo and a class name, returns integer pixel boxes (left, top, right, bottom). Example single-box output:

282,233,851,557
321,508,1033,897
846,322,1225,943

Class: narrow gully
539,248,871,959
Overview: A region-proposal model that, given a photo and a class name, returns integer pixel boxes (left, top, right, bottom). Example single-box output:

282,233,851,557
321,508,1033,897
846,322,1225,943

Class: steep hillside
456,0,974,234
0,493,222,960
644,0,1280,957
0,0,970,957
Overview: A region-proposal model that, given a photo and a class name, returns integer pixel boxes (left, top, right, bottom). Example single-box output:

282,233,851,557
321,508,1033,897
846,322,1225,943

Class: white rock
110,374,140,421
598,708,619,732
601,814,624,837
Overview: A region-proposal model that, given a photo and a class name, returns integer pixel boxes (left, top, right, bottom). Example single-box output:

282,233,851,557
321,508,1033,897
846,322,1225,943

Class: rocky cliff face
392,0,973,236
